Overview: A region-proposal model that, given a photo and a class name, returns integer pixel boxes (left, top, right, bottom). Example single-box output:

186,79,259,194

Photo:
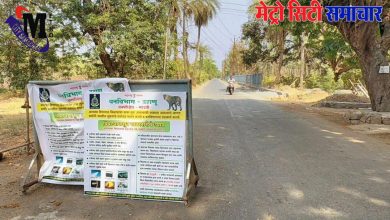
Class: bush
340,69,363,88
306,71,344,92
280,74,297,86
263,74,276,88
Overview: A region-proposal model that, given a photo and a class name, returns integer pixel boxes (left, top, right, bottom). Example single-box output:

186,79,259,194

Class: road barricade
22,79,198,205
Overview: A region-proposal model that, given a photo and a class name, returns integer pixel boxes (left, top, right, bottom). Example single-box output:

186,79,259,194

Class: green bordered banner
26,79,197,204
83,92,188,201
85,191,183,202
43,176,83,182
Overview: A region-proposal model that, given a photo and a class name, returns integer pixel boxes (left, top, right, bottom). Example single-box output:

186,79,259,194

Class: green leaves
192,0,219,27
0,0,223,88
53,0,168,78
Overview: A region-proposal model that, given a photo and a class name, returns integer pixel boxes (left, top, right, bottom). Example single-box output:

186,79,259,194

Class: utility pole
222,61,225,79
231,37,236,76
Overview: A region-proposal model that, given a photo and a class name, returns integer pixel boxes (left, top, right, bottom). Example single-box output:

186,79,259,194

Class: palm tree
165,0,191,79
192,0,219,65
196,44,212,81
181,0,193,79
170,0,195,79
170,0,181,62
198,44,212,67
168,0,218,79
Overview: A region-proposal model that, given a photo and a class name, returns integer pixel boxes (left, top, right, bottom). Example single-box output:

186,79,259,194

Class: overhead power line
216,17,235,37
209,22,232,41
219,1,248,7
201,29,227,52
220,7,248,13
219,12,249,18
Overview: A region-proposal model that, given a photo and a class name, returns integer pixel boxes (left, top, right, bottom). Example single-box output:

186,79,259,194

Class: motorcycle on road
227,82,234,95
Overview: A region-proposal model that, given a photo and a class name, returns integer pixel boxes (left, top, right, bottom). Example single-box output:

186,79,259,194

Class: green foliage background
0,0,220,90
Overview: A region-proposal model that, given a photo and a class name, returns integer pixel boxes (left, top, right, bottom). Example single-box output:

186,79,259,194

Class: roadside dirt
266,85,388,145
0,97,31,152
0,153,41,218
269,86,330,103
319,94,370,103
276,102,390,145
269,86,370,104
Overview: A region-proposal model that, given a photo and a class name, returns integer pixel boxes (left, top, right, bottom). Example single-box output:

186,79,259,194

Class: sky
77,0,254,71
187,0,253,70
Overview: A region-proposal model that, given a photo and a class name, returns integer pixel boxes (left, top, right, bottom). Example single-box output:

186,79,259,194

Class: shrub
306,70,344,92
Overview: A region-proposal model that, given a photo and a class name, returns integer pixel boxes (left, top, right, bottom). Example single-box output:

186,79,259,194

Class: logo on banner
39,88,50,102
5,5,53,52
90,94,100,109
255,0,383,25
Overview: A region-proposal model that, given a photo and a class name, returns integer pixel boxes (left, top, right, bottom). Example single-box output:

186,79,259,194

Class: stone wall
344,110,390,125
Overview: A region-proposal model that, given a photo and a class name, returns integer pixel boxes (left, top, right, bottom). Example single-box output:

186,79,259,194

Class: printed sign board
379,65,390,74
83,92,187,201
28,79,131,185
25,80,198,204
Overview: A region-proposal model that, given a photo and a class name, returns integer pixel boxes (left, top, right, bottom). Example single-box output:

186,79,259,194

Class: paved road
190,79,390,219
1,79,389,219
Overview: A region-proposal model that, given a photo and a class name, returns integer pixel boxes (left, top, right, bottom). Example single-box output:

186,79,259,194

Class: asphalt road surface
1,79,389,219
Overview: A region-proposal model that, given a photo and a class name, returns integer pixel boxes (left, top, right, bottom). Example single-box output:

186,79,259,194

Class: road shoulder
275,101,390,145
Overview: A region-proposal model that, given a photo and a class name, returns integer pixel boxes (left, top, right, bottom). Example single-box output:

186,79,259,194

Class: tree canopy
0,0,221,89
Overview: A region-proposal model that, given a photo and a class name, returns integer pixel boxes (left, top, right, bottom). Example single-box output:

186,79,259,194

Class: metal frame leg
183,158,199,206
21,93,43,193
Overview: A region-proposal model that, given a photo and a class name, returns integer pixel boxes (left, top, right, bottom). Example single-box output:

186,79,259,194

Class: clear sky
187,0,253,70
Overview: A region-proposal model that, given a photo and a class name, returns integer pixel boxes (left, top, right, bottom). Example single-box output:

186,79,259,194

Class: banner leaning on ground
28,78,131,185
83,92,187,201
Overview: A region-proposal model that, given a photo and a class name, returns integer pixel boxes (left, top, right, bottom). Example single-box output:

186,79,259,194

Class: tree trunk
276,55,283,84
195,25,201,64
337,23,390,112
275,30,285,84
194,25,201,84
163,4,175,80
173,27,179,62
89,30,117,77
358,40,390,112
163,24,170,80
299,32,305,89
323,0,390,112
182,9,190,79
99,52,117,77
80,1,118,78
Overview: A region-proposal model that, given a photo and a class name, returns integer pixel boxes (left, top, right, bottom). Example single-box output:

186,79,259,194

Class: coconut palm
170,0,181,62
192,0,219,64
196,43,212,81
198,44,212,67
168,0,218,79
168,0,196,79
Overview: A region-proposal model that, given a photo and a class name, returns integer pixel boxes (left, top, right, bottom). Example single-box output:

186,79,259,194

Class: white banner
83,92,187,201
28,78,130,185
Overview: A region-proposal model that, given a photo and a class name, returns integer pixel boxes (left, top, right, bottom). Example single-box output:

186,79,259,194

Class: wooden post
25,86,30,152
